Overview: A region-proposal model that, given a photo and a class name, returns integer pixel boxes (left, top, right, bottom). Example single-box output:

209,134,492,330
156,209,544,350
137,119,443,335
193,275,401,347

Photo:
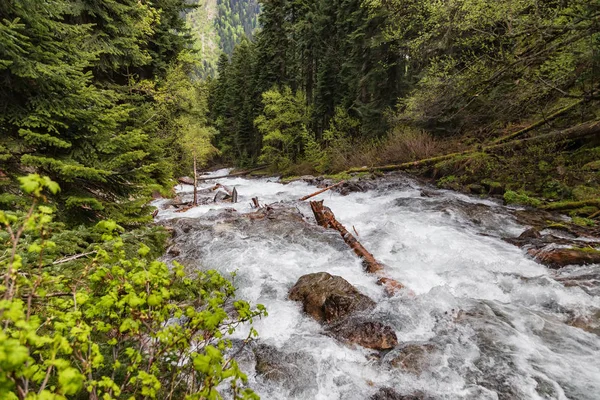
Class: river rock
385,342,438,374
327,317,398,350
334,179,377,196
371,388,426,400
252,343,317,396
529,247,600,269
177,176,194,185
288,272,376,323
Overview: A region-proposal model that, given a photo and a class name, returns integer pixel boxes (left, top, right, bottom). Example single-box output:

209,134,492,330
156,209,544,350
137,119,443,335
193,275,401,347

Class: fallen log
310,201,407,295
492,100,584,144
300,181,345,201
310,200,408,296
310,201,384,274
345,119,600,175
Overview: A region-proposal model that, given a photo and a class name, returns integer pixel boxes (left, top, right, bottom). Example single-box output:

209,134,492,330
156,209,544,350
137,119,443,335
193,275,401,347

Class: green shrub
0,175,266,399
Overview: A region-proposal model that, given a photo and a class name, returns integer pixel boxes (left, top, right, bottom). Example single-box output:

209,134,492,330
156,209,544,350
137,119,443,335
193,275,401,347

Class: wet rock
529,247,600,269
467,184,485,195
519,227,542,240
177,176,194,185
385,343,438,374
335,179,377,196
567,310,600,336
167,245,181,257
252,343,317,396
213,190,231,202
288,272,376,323
327,317,398,350
481,180,505,195
371,388,426,400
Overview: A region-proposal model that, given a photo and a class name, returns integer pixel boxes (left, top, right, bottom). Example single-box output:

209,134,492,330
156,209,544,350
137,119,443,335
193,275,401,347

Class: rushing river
155,170,600,400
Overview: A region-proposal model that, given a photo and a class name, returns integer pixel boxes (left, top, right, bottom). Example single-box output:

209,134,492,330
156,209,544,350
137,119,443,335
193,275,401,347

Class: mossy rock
481,179,505,195
542,199,600,211
504,190,542,207
437,175,461,190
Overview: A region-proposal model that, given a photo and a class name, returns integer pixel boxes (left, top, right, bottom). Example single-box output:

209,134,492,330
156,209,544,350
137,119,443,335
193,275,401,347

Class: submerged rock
288,272,376,323
371,388,426,400
252,343,318,396
327,317,398,350
385,342,439,374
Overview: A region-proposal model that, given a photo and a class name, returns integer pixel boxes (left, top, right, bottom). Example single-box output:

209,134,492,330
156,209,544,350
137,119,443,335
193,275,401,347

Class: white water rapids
154,170,600,400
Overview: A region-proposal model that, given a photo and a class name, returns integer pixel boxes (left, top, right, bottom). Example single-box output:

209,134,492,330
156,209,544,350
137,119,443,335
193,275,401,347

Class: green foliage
255,87,314,170
0,176,266,399
186,0,261,77
0,0,205,227
376,0,600,134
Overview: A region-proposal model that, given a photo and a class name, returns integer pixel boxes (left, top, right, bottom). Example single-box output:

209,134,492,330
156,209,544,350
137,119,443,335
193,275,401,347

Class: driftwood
193,155,198,205
310,200,407,295
299,181,345,201
197,165,267,181
345,120,600,175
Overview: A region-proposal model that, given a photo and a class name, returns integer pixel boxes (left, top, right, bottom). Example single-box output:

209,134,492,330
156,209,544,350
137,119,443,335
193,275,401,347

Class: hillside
186,0,260,77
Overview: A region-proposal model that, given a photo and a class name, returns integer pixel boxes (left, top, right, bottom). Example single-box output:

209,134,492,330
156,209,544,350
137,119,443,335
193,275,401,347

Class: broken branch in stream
299,181,345,201
310,200,408,295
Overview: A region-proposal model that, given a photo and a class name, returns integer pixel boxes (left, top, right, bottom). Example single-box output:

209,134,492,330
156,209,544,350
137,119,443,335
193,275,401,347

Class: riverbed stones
252,343,317,396
371,388,426,400
385,342,439,374
528,247,600,269
327,317,398,350
288,272,376,323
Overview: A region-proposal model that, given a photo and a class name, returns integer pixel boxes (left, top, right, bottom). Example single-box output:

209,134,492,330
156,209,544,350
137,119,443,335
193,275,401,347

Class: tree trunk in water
193,154,198,206
310,200,407,295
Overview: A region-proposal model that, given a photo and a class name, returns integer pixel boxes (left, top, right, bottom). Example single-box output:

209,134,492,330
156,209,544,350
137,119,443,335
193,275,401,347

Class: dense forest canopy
186,0,261,77
210,0,599,169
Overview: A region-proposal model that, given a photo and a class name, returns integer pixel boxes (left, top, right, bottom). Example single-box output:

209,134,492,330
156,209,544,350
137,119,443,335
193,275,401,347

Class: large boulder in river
288,272,376,323
327,317,398,350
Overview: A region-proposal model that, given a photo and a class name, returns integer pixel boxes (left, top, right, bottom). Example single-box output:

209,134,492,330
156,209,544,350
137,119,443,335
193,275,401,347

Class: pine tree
0,0,198,226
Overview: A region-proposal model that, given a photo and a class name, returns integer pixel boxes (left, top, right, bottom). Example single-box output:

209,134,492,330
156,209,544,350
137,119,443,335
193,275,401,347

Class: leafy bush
0,175,266,399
